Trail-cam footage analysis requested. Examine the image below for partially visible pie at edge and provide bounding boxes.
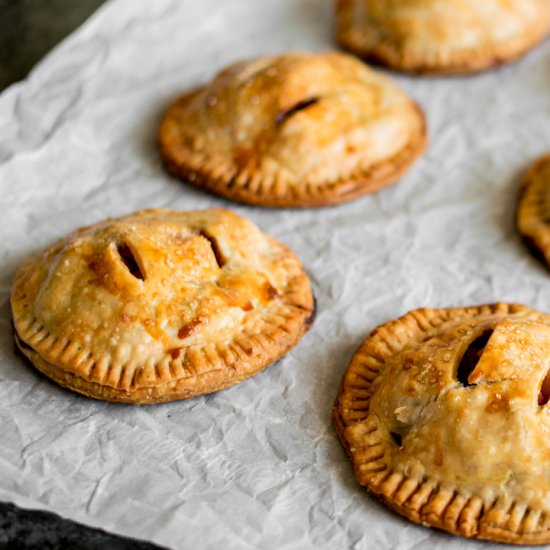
[11,208,315,404]
[336,0,550,74]
[334,303,550,544]
[517,153,550,270]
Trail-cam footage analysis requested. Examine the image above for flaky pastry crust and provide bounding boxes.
[334,303,550,544]
[158,52,426,208]
[336,0,550,75]
[11,209,314,404]
[517,154,550,270]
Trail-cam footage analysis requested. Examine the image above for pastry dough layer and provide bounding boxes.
[517,154,550,270]
[11,208,314,403]
[158,52,426,207]
[336,0,550,74]
[334,303,550,544]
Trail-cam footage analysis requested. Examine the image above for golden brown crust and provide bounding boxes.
[517,154,550,269]
[334,303,550,544]
[336,0,550,75]
[11,208,314,404]
[158,52,427,208]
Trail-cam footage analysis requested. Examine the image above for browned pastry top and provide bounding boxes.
[158,51,426,207]
[334,303,550,544]
[11,208,314,403]
[336,0,550,74]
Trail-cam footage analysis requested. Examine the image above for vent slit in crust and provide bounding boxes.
[116,243,145,281]
[275,97,319,125]
[390,432,402,448]
[456,330,493,387]
[539,370,550,406]
[198,231,226,268]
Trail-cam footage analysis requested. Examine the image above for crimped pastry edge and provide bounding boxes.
[333,302,550,544]
[11,213,315,404]
[335,5,550,76]
[517,153,550,270]
[14,301,314,404]
[158,92,427,208]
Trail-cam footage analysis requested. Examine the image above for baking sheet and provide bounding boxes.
[2,0,550,548]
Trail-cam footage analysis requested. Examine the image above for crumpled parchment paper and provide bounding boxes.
[1,1,550,548]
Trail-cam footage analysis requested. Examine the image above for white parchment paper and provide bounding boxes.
[2,1,550,548]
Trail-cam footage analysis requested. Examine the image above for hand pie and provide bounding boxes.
[158,52,426,208]
[334,303,550,544]
[11,209,314,404]
[336,0,550,74]
[517,154,550,270]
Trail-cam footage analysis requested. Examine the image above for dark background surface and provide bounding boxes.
[0,4,167,547]
[0,502,167,549]
[0,0,107,90]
